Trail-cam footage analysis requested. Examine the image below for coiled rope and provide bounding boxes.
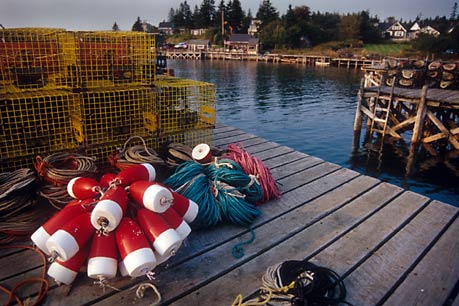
[232,260,352,306]
[0,169,41,244]
[108,136,165,170]
[225,143,281,204]
[34,152,98,209]
[164,158,263,228]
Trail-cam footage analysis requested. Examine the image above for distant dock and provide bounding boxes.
[165,50,381,68]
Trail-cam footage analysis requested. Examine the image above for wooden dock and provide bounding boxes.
[353,77,459,154]
[166,50,382,67]
[1,124,459,306]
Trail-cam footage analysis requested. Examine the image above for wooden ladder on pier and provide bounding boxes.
[370,77,396,139]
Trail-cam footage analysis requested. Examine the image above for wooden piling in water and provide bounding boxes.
[411,85,428,144]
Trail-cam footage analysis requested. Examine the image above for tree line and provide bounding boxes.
[130,0,459,54]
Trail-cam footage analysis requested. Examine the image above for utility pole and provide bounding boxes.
[221,10,224,36]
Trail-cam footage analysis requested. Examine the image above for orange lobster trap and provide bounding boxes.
[0,28,77,93]
[75,31,156,89]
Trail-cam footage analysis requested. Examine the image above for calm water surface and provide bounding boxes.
[169,60,459,206]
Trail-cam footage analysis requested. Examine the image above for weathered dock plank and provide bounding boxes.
[2,125,458,306]
[344,200,458,305]
[170,183,404,305]
[382,207,459,305]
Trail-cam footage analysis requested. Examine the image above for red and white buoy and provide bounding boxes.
[167,189,199,224]
[161,207,191,240]
[46,212,94,261]
[154,250,172,266]
[137,208,182,257]
[116,218,157,278]
[118,259,129,277]
[67,177,101,200]
[91,186,128,232]
[31,199,94,255]
[99,173,117,189]
[129,181,173,213]
[192,143,212,164]
[114,163,156,187]
[87,232,118,280]
[47,244,89,285]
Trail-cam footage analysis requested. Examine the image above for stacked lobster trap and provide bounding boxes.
[1,27,216,172]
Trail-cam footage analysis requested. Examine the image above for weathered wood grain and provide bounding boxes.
[213,133,258,147]
[258,150,310,169]
[382,206,459,306]
[269,156,323,181]
[276,162,340,191]
[0,248,44,281]
[170,183,404,305]
[344,200,458,305]
[252,145,296,162]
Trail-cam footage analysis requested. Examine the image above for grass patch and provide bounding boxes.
[364,43,410,56]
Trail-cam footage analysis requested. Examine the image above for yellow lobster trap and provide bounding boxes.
[153,76,216,135]
[71,86,156,146]
[75,31,156,89]
[0,90,78,159]
[157,128,214,148]
[0,28,77,93]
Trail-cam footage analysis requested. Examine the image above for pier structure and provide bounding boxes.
[1,124,458,306]
[166,49,381,67]
[353,59,459,162]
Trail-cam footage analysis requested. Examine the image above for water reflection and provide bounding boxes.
[169,60,458,205]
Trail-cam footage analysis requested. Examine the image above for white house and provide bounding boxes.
[384,21,408,40]
[248,19,261,37]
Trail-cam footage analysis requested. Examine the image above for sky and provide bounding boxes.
[0,0,455,31]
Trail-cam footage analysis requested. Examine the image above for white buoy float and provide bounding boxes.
[165,187,199,224]
[161,207,191,240]
[115,218,157,278]
[31,199,93,255]
[137,208,182,257]
[129,181,173,213]
[47,244,89,285]
[90,186,128,233]
[46,212,94,262]
[87,232,118,281]
[192,143,212,164]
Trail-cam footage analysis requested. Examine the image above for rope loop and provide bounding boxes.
[134,283,161,306]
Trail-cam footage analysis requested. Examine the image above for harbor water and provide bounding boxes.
[169,59,459,206]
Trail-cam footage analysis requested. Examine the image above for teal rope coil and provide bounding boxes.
[213,181,260,226]
[164,159,262,228]
[206,158,263,203]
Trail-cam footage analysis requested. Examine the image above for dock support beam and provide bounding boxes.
[411,85,428,144]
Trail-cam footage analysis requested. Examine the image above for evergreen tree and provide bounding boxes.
[339,13,361,44]
[242,8,252,33]
[181,1,193,28]
[228,0,244,32]
[132,17,143,31]
[284,5,295,29]
[168,8,176,23]
[112,22,120,31]
[451,2,458,20]
[192,5,201,28]
[256,0,279,27]
[359,11,381,43]
[198,0,216,28]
